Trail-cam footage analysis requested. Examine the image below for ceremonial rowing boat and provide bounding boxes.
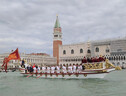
[19,59,118,79]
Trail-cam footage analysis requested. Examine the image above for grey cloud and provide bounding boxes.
[0,0,126,55]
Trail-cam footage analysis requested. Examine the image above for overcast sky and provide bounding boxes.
[0,0,126,55]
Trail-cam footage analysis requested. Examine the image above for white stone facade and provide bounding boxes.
[59,42,91,65]
[0,53,57,68]
[59,37,126,67]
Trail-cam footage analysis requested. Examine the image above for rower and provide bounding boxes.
[33,66,37,73]
[56,66,60,73]
[47,66,50,73]
[78,64,82,73]
[42,65,46,73]
[68,64,73,73]
[73,64,76,73]
[51,66,55,73]
[37,65,40,73]
[62,64,67,73]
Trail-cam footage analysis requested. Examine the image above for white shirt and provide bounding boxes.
[33,67,36,73]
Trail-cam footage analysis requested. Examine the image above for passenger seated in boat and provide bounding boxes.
[82,64,85,70]
[82,57,87,63]
[87,57,92,63]
[99,55,105,62]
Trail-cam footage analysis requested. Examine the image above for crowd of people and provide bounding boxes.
[21,62,85,74]
[82,56,105,63]
[20,56,105,74]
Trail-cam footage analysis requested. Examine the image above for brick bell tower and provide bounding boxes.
[53,15,62,65]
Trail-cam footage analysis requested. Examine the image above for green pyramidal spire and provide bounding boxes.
[54,15,60,28]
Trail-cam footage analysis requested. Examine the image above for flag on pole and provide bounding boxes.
[2,48,20,72]
[7,48,20,61]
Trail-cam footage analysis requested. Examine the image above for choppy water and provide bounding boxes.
[0,70,126,96]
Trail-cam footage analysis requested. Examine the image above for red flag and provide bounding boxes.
[2,48,20,72]
[7,48,20,61]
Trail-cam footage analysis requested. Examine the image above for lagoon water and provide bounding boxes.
[0,70,126,96]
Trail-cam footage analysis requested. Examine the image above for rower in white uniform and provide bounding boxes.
[68,64,73,73]
[51,66,55,73]
[62,64,67,73]
[73,64,76,73]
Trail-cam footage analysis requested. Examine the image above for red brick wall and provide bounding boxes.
[53,40,62,65]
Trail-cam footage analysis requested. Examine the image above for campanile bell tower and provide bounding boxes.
[53,15,62,65]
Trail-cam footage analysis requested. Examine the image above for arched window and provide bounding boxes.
[80,49,83,53]
[116,57,118,60]
[63,50,66,55]
[87,49,91,53]
[111,57,113,60]
[106,49,110,53]
[95,47,99,52]
[71,49,74,54]
[109,57,111,60]
[114,57,116,60]
[119,56,120,61]
[121,56,123,60]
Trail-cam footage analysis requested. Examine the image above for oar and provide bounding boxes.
[26,74,33,78]
[36,73,43,79]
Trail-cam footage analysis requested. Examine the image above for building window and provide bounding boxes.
[95,47,99,52]
[71,49,74,54]
[106,49,110,53]
[87,49,91,53]
[54,35,58,37]
[63,50,66,55]
[117,49,122,52]
[121,56,123,60]
[109,57,111,60]
[59,35,62,38]
[80,49,83,53]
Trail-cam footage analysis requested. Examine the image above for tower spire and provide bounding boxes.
[54,15,60,28]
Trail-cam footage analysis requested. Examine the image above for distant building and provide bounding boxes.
[54,16,126,67]
[0,52,57,68]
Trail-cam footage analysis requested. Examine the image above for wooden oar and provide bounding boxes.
[36,73,43,79]
[26,74,33,78]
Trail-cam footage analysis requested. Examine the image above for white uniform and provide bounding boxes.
[24,63,28,69]
[78,65,82,73]
[56,66,60,73]
[37,66,40,73]
[33,67,36,73]
[68,66,73,73]
[47,67,50,73]
[51,66,55,73]
[62,66,67,73]
[73,65,76,73]
[42,66,46,73]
